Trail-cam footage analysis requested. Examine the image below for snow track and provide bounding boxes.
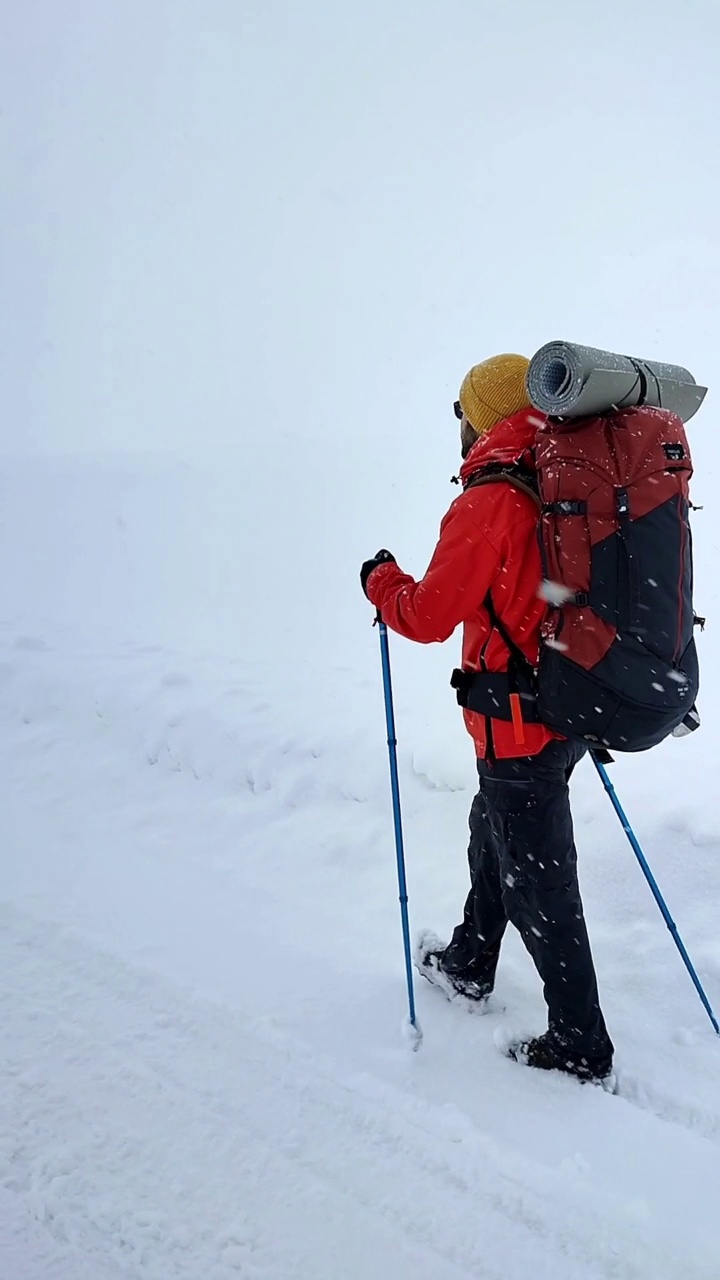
[1,636,720,1276]
[0,1184,126,1280]
[0,902,718,1280]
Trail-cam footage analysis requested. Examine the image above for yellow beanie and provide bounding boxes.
[459,353,531,438]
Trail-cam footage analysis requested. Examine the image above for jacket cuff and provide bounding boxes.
[366,559,402,607]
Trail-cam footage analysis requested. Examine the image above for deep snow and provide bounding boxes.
[2,596,720,1279]
[3,1,720,1277]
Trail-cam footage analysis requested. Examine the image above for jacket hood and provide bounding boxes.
[459,408,547,487]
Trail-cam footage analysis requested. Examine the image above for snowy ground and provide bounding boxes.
[1,583,720,1278]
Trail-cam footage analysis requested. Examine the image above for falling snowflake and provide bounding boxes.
[539,580,575,606]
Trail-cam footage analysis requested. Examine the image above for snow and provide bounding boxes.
[2,613,720,1278]
[3,1,720,1276]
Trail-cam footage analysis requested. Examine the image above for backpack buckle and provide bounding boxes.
[543,500,587,516]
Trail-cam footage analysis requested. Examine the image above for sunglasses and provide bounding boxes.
[454,400,463,420]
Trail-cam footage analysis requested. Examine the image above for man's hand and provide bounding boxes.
[360,549,396,598]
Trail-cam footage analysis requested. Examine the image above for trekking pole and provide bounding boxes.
[591,753,720,1035]
[375,612,423,1050]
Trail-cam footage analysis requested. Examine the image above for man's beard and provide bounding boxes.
[461,420,479,459]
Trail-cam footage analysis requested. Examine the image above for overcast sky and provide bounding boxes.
[3,0,719,462]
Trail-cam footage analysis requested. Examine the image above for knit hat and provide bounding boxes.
[458,354,531,438]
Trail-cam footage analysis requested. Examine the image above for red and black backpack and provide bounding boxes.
[453,406,701,751]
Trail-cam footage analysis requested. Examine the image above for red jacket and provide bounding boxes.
[366,409,559,760]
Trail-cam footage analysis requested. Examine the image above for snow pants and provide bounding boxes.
[443,739,613,1062]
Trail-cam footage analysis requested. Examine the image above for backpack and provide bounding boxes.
[452,406,701,752]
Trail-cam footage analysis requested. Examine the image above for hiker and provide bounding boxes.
[360,354,614,1082]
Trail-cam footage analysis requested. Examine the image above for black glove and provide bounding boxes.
[360,549,396,597]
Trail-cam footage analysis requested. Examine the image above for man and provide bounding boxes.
[360,354,614,1083]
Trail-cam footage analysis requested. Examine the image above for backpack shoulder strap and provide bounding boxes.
[463,466,542,511]
[484,590,536,675]
[463,464,542,674]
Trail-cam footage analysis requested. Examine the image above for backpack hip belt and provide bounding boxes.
[450,666,541,723]
[451,591,541,745]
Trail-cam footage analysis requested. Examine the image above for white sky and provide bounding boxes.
[3,0,719,461]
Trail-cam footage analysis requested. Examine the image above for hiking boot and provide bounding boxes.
[413,929,493,1006]
[507,1031,614,1086]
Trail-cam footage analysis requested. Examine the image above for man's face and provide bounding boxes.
[460,416,479,460]
[455,399,479,460]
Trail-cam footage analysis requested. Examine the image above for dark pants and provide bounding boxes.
[443,739,613,1061]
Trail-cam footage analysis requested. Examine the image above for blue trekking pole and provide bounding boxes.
[591,753,719,1035]
[376,613,423,1049]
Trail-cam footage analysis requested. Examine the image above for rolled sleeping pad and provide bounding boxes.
[527,340,707,423]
